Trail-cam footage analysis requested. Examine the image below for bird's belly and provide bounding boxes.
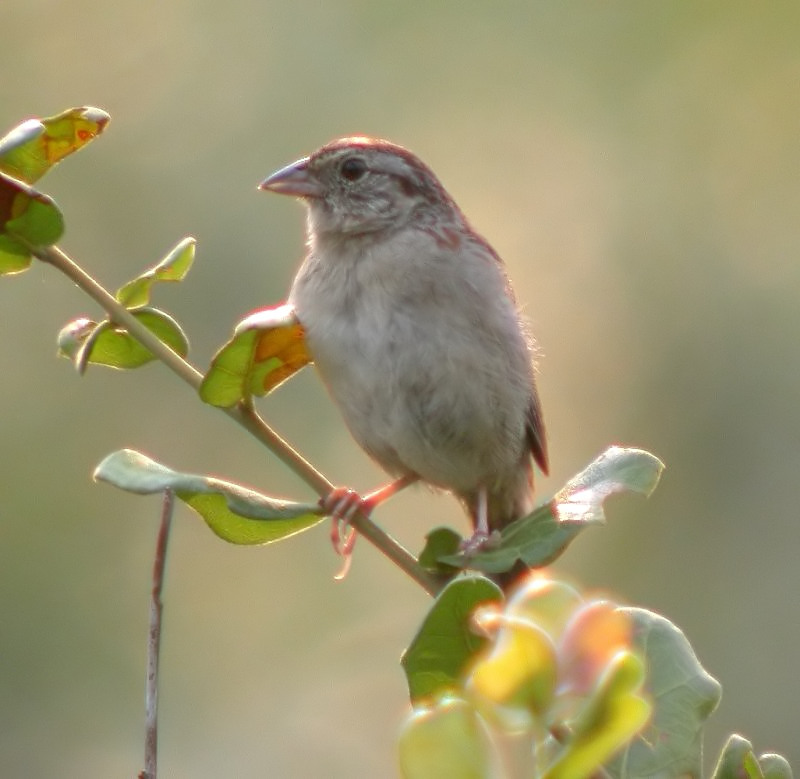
[304,308,528,493]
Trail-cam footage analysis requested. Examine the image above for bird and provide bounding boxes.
[259,137,548,561]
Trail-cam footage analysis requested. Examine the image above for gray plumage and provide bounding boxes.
[262,137,548,534]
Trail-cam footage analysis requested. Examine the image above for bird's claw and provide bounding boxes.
[459,529,502,556]
[320,487,372,579]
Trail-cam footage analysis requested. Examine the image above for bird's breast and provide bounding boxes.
[288,237,534,491]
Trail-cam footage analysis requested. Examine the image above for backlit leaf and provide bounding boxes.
[71,307,189,372]
[200,303,311,407]
[468,616,558,716]
[0,106,110,184]
[94,449,324,545]
[0,171,64,274]
[0,233,32,275]
[115,237,196,307]
[545,652,651,779]
[398,697,493,779]
[553,446,664,524]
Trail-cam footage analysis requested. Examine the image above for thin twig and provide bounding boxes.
[35,244,442,596]
[140,489,175,779]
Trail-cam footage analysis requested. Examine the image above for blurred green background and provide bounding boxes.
[2,1,799,776]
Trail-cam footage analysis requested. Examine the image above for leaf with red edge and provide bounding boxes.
[200,303,311,407]
[0,106,110,184]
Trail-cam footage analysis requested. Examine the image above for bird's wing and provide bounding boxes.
[527,392,549,475]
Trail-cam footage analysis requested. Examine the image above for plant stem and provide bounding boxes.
[140,490,174,779]
[35,244,442,596]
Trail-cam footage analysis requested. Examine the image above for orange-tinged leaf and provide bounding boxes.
[506,575,585,642]
[559,602,633,695]
[200,303,311,407]
[0,107,110,184]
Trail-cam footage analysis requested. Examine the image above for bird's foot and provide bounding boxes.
[320,487,367,580]
[459,529,502,556]
[320,475,418,580]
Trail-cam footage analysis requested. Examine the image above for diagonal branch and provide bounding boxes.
[35,244,442,596]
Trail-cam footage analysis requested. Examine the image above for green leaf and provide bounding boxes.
[0,106,110,184]
[0,233,32,275]
[0,171,64,275]
[604,607,722,779]
[402,576,503,702]
[553,446,664,523]
[711,735,793,779]
[398,696,493,779]
[438,447,665,574]
[115,237,196,307]
[438,504,593,574]
[71,307,189,372]
[200,303,311,407]
[418,527,462,575]
[94,449,324,545]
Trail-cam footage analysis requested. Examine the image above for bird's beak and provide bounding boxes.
[258,157,322,198]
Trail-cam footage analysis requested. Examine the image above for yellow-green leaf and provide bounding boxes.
[468,616,558,716]
[115,237,196,307]
[398,697,493,779]
[69,308,189,372]
[0,106,110,184]
[94,449,324,545]
[0,171,64,274]
[0,234,32,275]
[544,652,651,779]
[200,303,311,407]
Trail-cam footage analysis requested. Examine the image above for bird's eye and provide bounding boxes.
[340,157,368,182]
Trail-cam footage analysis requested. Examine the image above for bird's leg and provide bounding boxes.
[321,474,419,577]
[461,487,499,554]
[475,487,490,538]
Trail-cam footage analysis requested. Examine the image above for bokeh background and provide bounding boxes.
[2,2,799,776]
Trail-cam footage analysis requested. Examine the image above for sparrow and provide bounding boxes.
[260,137,548,557]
